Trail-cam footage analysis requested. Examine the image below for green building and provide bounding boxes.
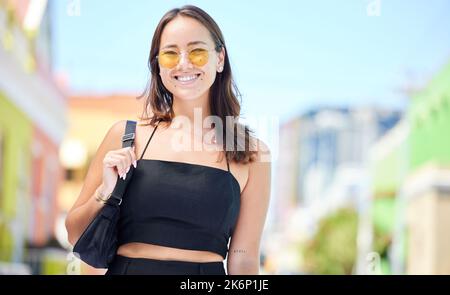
[369,61,450,274]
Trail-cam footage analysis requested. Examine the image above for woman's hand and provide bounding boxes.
[65,120,136,245]
[101,146,137,194]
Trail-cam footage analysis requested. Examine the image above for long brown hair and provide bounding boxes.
[138,5,257,164]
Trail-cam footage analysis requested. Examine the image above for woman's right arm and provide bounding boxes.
[65,120,137,246]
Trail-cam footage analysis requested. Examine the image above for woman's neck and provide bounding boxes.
[170,94,221,146]
[172,94,212,126]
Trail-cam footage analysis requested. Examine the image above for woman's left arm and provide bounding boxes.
[227,140,272,275]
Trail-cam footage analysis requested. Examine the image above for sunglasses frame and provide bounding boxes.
[155,47,220,69]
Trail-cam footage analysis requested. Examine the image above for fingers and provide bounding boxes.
[108,154,127,178]
[122,146,137,173]
[117,149,132,179]
[104,147,137,180]
[127,146,137,168]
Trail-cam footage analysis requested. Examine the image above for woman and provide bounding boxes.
[65,5,271,275]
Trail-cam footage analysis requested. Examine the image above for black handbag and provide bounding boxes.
[73,120,137,268]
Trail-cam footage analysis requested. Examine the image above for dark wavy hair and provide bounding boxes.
[138,5,257,164]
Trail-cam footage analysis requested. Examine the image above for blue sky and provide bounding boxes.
[51,0,450,122]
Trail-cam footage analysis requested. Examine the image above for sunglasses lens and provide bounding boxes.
[158,48,210,68]
[189,49,209,67]
[158,51,179,68]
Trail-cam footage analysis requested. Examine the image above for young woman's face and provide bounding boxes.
[158,16,225,101]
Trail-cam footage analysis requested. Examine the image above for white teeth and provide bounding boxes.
[175,74,199,82]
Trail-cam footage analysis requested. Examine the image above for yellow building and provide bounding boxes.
[0,1,67,274]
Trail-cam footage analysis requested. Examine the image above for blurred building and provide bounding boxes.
[365,120,409,274]
[269,107,401,273]
[271,117,301,230]
[404,61,450,275]
[0,1,67,274]
[285,107,400,224]
[297,108,401,208]
[369,61,450,274]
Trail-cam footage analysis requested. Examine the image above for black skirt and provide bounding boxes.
[105,255,226,275]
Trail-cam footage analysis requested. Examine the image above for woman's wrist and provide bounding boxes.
[99,182,114,195]
[95,184,113,203]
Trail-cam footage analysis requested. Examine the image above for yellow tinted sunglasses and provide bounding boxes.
[156,48,213,69]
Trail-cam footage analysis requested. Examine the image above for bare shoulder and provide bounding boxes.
[237,137,271,193]
[109,119,128,135]
[102,120,129,151]
[88,119,131,171]
[249,136,272,164]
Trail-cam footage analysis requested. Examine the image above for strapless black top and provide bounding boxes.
[117,124,241,259]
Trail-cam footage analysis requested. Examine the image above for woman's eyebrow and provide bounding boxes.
[161,41,208,50]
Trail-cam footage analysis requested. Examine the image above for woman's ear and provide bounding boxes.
[218,46,226,68]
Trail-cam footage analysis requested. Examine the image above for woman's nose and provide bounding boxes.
[176,52,194,70]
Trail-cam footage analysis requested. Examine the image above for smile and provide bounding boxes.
[174,73,201,85]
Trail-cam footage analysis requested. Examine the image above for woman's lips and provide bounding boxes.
[173,73,201,86]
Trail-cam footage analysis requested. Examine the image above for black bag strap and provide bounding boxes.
[121,120,137,148]
[106,120,137,206]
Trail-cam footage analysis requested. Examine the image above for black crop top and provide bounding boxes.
[117,123,241,259]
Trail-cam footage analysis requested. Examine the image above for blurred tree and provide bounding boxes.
[301,208,358,274]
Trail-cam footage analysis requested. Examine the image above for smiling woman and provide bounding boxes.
[65,5,271,275]
[139,6,248,153]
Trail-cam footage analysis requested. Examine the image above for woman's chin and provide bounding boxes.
[172,90,208,102]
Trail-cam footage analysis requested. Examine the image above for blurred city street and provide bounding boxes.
[1,0,450,275]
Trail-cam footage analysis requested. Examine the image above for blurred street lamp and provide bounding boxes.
[59,138,87,169]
